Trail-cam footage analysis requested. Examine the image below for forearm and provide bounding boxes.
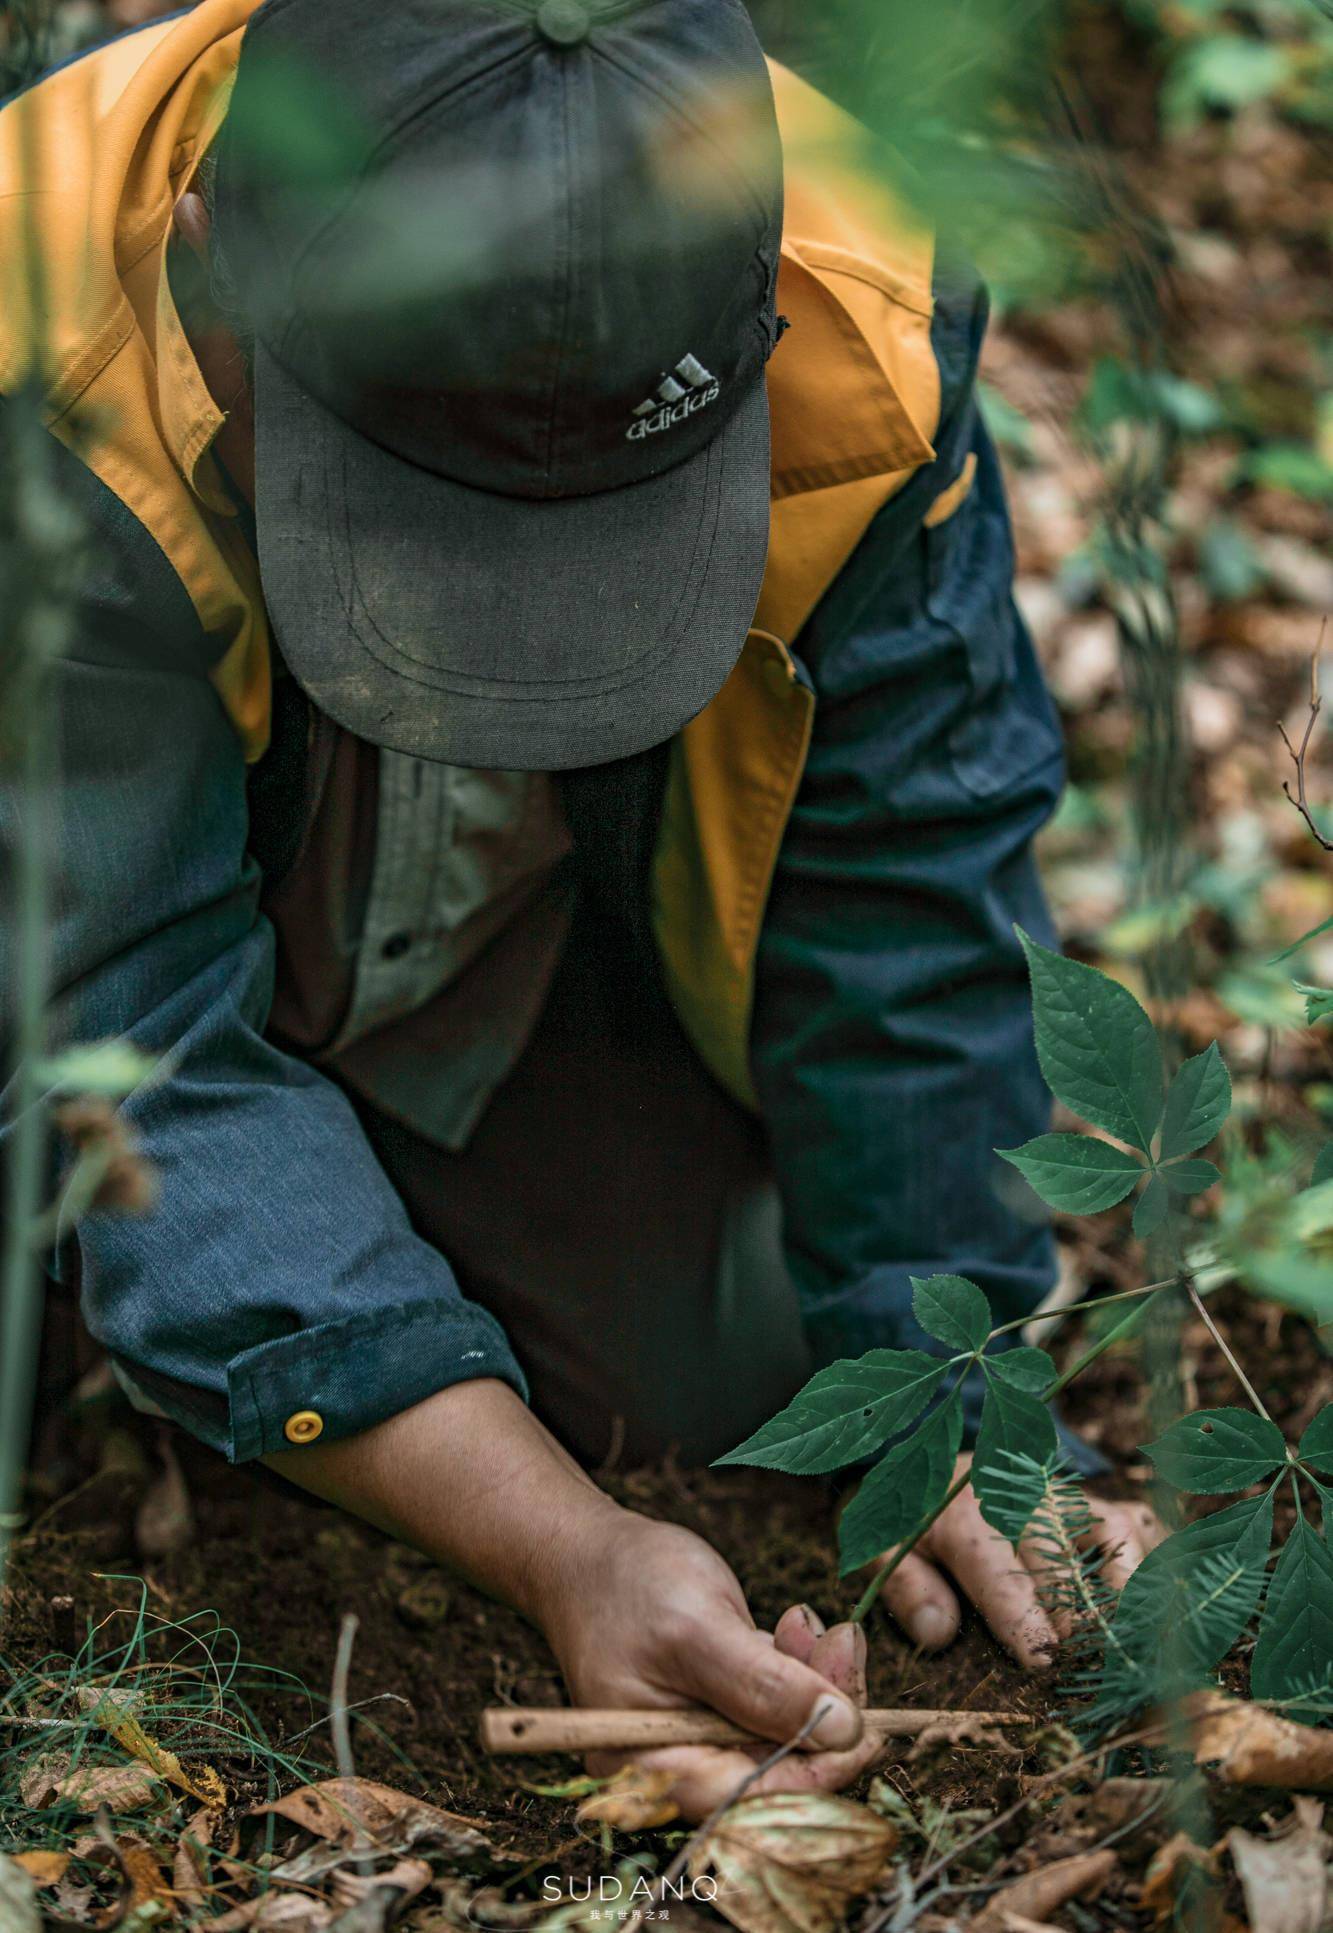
[265,1377,620,1626]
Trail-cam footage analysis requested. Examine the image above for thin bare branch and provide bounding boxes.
[1278,625,1332,851]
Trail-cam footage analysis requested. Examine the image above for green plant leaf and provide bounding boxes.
[1198,519,1265,601]
[1313,1143,1333,1189]
[973,1375,1059,1540]
[988,1346,1057,1394]
[1161,1159,1222,1196]
[1298,1406,1333,1478]
[1017,929,1164,1153]
[1132,1173,1170,1237]
[715,1351,950,1475]
[1160,1044,1232,1159]
[1143,1408,1287,1494]
[838,1392,964,1575]
[998,1134,1143,1213]
[1110,1488,1274,1675]
[1243,443,1333,504]
[1295,984,1333,1028]
[911,1275,991,1355]
[1251,1513,1333,1713]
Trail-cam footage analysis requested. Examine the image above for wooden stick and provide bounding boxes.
[479,1705,1028,1755]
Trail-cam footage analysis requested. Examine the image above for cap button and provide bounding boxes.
[284,1410,324,1445]
[537,0,590,46]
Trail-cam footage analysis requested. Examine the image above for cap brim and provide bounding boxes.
[251,345,771,770]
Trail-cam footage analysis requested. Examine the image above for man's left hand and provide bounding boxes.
[861,1453,1166,1670]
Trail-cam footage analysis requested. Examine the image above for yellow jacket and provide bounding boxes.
[0,0,960,1103]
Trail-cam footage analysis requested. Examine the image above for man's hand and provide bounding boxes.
[862,1452,1166,1670]
[541,1513,881,1819]
[270,1379,878,1821]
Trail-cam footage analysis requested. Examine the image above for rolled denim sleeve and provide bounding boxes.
[3,649,525,1462]
[751,271,1068,1431]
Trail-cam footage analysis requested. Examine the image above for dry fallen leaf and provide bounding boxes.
[1140,1833,1218,1926]
[1186,1693,1333,1791]
[77,1686,226,1809]
[1228,1797,1329,1933]
[255,1777,491,1860]
[46,1763,165,1815]
[688,1790,896,1933]
[211,1895,334,1931]
[576,1766,680,1832]
[974,1850,1117,1932]
[114,1837,173,1913]
[11,1849,71,1887]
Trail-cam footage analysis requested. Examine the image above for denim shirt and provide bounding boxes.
[0,262,1068,1462]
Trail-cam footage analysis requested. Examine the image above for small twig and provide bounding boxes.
[330,1612,372,1878]
[1185,1280,1274,1424]
[1278,629,1332,851]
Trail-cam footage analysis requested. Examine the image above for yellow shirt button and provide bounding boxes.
[283,1410,324,1445]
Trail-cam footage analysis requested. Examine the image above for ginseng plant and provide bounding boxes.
[719,928,1333,1724]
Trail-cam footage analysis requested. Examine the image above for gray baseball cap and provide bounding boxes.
[215,0,785,770]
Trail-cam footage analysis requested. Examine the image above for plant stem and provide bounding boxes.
[988,1275,1176,1341]
[1185,1278,1274,1424]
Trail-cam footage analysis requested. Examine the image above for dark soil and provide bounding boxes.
[4,1417,1041,1868]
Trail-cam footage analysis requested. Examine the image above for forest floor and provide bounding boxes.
[3,1,1333,1929]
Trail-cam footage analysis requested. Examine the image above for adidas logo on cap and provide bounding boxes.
[627,354,720,440]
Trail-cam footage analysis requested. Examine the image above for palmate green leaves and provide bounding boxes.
[999,1134,1142,1213]
[911,1274,990,1353]
[716,1350,949,1475]
[1017,928,1163,1154]
[1144,1407,1286,1493]
[1252,1513,1333,1714]
[839,1391,964,1574]
[1160,1044,1232,1159]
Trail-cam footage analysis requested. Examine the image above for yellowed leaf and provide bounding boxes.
[12,1850,71,1887]
[688,1791,896,1933]
[1186,1692,1333,1792]
[77,1686,226,1809]
[577,1766,680,1832]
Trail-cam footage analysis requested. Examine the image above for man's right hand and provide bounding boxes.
[540,1509,879,1818]
[268,1377,877,1821]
